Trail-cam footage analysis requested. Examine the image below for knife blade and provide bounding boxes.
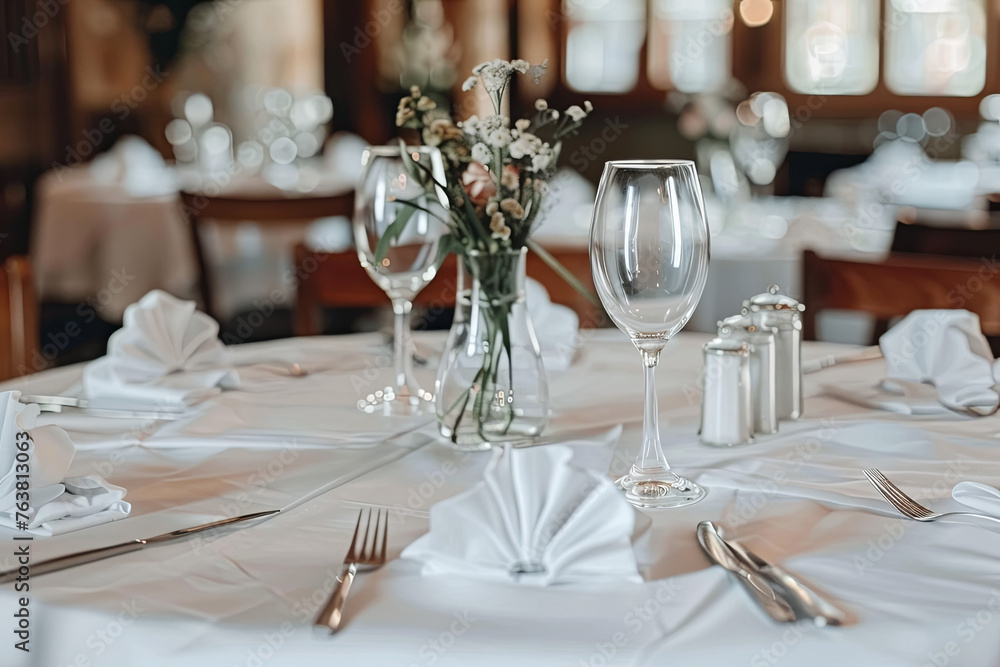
[696,521,796,623]
[20,394,186,419]
[0,510,278,583]
[725,538,847,627]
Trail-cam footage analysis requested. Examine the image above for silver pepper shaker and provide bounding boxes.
[745,285,805,421]
[718,315,778,436]
[700,338,754,447]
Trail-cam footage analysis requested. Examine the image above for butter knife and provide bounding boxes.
[696,521,796,623]
[0,510,278,583]
[725,539,847,627]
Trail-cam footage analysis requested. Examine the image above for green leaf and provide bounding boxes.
[373,203,417,264]
[434,233,460,267]
[525,238,602,308]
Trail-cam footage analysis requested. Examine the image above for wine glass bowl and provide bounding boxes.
[589,160,711,509]
[354,145,448,414]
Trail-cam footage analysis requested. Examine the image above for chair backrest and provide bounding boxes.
[293,245,604,336]
[890,221,1000,259]
[0,256,39,381]
[179,191,355,318]
[802,250,1000,340]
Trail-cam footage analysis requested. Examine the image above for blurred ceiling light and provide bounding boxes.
[922,107,953,137]
[184,94,214,128]
[979,94,1000,121]
[305,95,334,124]
[236,141,265,169]
[173,140,198,163]
[896,113,927,142]
[165,119,193,146]
[263,88,294,116]
[293,132,320,159]
[201,124,232,154]
[877,110,903,133]
[786,0,879,95]
[739,0,773,27]
[269,137,298,165]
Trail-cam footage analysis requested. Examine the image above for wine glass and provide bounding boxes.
[589,160,711,509]
[354,145,448,414]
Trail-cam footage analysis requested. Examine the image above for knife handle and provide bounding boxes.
[0,539,145,584]
[314,563,356,634]
[764,566,847,626]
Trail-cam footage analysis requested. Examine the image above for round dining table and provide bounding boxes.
[2,329,999,666]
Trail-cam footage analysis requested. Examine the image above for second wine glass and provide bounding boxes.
[590,160,711,509]
[354,145,449,414]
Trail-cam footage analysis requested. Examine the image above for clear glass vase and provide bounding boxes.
[435,247,549,451]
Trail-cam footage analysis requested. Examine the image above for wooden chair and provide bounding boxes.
[293,244,604,336]
[802,250,1000,341]
[890,221,1000,259]
[180,191,355,319]
[0,256,40,381]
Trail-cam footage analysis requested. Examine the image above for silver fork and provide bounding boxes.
[314,508,389,634]
[863,468,1000,525]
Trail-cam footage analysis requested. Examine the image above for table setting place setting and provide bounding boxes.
[5,59,1000,667]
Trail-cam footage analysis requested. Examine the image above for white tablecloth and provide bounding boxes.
[2,330,1000,666]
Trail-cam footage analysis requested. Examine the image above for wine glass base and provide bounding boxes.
[616,472,706,510]
[357,386,434,416]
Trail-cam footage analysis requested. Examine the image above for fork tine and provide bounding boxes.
[380,509,388,563]
[864,469,911,515]
[345,510,363,560]
[360,508,373,560]
[869,469,932,516]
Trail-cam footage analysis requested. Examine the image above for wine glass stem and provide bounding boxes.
[637,347,671,474]
[392,298,417,395]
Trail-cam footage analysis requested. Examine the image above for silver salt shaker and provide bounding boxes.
[700,338,753,447]
[718,315,778,436]
[745,285,805,421]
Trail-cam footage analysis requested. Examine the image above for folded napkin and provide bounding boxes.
[953,481,1000,516]
[84,290,239,409]
[879,310,1000,415]
[89,135,178,197]
[525,278,580,371]
[401,444,642,586]
[0,392,130,536]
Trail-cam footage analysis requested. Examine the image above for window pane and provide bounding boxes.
[648,0,732,93]
[785,0,879,95]
[885,0,985,96]
[564,0,645,93]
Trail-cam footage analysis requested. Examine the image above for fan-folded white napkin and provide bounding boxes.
[401,444,642,586]
[526,278,580,371]
[953,481,1000,516]
[0,392,130,536]
[879,310,1000,415]
[84,290,239,409]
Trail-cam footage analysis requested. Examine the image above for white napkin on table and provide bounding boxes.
[953,482,1000,516]
[526,278,580,371]
[879,310,1000,415]
[0,392,130,536]
[401,444,642,586]
[89,135,178,197]
[84,290,239,409]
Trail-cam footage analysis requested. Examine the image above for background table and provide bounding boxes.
[2,330,1000,666]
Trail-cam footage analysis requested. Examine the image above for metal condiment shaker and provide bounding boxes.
[700,338,754,447]
[718,315,778,436]
[745,285,805,420]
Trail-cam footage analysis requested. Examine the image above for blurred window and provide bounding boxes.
[784,0,880,95]
[647,0,732,93]
[884,0,986,96]
[563,0,646,93]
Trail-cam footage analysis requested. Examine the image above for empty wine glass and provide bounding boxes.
[590,160,711,509]
[354,145,448,414]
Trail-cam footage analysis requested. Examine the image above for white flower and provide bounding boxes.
[500,198,525,219]
[501,166,519,189]
[565,105,586,122]
[490,212,506,233]
[530,145,554,172]
[473,59,515,93]
[534,99,548,111]
[395,107,415,126]
[471,142,492,164]
[509,132,542,160]
[486,200,499,216]
[461,76,478,92]
[481,114,512,148]
[527,60,549,84]
[459,114,480,136]
[549,109,559,120]
[492,226,511,241]
[416,96,436,111]
[584,100,593,113]
[515,118,531,132]
[511,59,530,74]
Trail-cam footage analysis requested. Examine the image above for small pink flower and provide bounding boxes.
[461,162,496,207]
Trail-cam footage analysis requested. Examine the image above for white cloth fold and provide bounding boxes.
[879,310,1000,415]
[0,392,130,536]
[89,135,178,197]
[952,481,1000,517]
[84,290,239,409]
[401,444,641,586]
[525,278,579,371]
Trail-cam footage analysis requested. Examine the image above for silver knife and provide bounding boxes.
[20,395,185,420]
[696,521,796,623]
[0,510,278,583]
[725,539,847,627]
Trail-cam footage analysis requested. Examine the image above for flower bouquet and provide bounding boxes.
[380,58,596,448]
